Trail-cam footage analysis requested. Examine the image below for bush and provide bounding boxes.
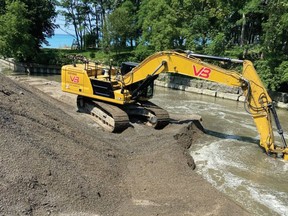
[275,61,288,92]
[254,60,281,91]
[275,61,288,83]
[33,49,72,65]
[90,52,96,59]
[204,33,226,56]
[130,44,154,62]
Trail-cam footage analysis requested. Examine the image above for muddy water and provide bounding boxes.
[151,87,288,216]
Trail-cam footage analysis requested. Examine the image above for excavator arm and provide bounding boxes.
[61,50,287,160]
[121,51,288,160]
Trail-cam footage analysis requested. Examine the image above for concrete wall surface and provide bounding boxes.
[0,58,61,74]
[156,73,288,109]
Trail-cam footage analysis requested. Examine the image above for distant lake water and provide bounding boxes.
[42,34,75,49]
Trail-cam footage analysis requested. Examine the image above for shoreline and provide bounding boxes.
[0,73,251,215]
[1,58,287,109]
[155,74,288,109]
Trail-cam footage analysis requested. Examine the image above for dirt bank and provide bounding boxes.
[0,73,250,215]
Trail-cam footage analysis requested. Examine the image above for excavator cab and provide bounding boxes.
[121,62,138,75]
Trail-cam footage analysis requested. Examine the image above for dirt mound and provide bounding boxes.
[0,74,126,215]
[0,73,250,215]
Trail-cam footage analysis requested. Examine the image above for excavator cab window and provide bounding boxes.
[137,81,154,99]
[129,72,159,100]
[121,62,139,75]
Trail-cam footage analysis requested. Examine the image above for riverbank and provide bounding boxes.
[155,73,288,109]
[1,57,288,109]
[0,72,250,215]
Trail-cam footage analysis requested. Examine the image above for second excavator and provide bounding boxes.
[61,50,288,160]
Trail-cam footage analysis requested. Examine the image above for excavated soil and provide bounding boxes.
[0,73,250,215]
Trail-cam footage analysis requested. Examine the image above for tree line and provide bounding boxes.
[0,0,288,91]
[0,0,57,61]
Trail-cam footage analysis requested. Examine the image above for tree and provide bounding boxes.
[58,0,117,50]
[0,0,6,14]
[0,0,57,61]
[107,0,136,49]
[138,0,177,51]
[58,0,87,49]
[22,0,57,49]
[0,1,35,61]
[262,0,288,57]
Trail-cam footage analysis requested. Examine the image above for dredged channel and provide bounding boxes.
[151,86,288,216]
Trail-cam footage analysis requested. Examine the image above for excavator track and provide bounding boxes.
[77,96,130,132]
[78,96,169,132]
[139,101,170,129]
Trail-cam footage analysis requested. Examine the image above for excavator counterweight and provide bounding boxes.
[61,51,288,160]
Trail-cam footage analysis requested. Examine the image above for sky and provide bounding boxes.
[54,14,75,35]
[54,6,75,35]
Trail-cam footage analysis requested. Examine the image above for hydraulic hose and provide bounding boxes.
[269,103,287,148]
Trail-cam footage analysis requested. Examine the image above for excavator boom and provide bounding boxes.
[61,50,288,160]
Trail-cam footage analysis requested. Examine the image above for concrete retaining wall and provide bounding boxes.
[0,58,61,74]
[0,58,26,72]
[156,73,288,109]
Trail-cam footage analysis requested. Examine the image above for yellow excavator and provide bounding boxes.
[61,50,288,160]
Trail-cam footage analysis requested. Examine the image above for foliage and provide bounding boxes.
[254,60,277,90]
[37,48,135,67]
[34,49,72,65]
[0,1,35,61]
[54,0,288,91]
[275,61,288,83]
[204,33,226,55]
[21,0,57,48]
[138,0,178,51]
[131,44,154,62]
[1,0,288,91]
[0,0,57,61]
[262,1,288,57]
[57,0,87,50]
[107,0,136,49]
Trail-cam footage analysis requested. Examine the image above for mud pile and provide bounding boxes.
[0,74,128,215]
[0,73,249,215]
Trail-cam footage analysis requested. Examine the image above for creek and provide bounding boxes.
[152,87,288,216]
